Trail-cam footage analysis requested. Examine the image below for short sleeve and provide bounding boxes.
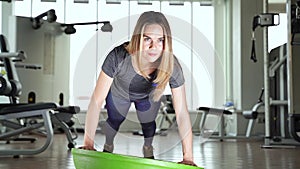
[102,44,128,78]
[169,56,185,88]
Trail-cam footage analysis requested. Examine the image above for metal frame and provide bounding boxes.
[0,108,53,156]
[262,0,300,147]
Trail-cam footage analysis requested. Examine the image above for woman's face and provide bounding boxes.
[142,24,164,64]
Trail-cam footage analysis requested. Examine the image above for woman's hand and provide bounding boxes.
[78,145,97,151]
[178,160,198,167]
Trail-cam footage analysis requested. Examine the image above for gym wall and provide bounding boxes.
[8,16,71,104]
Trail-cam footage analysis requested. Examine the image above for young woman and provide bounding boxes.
[80,11,196,166]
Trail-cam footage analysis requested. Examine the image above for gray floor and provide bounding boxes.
[1,130,300,169]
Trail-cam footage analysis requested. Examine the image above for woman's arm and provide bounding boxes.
[82,71,113,150]
[171,84,195,165]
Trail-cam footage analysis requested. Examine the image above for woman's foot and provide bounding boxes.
[143,145,154,159]
[103,144,114,153]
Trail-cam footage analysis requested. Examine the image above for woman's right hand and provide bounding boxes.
[78,145,97,151]
[178,160,198,167]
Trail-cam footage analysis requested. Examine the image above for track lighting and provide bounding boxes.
[29,9,112,35]
[64,25,76,35]
[61,21,113,35]
[100,22,113,32]
[31,9,57,29]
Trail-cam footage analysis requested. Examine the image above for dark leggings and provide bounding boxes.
[104,91,161,146]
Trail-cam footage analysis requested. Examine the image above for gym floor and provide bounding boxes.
[1,131,300,169]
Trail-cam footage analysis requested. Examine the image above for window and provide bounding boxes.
[12,0,215,110]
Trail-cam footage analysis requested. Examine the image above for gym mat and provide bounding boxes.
[72,148,203,169]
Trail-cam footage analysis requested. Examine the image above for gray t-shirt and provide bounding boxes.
[102,42,185,100]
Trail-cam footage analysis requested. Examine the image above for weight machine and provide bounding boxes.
[0,34,79,157]
[256,0,300,147]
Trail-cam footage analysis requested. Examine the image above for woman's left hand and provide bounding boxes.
[178,160,198,167]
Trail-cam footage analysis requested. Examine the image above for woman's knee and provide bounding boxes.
[106,115,126,130]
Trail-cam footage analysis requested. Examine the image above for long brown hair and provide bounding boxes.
[126,11,174,101]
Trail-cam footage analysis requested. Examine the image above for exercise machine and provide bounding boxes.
[196,107,232,141]
[242,88,264,137]
[156,95,177,136]
[254,0,300,147]
[0,34,79,157]
[287,0,300,145]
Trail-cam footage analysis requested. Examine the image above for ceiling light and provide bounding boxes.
[61,21,113,35]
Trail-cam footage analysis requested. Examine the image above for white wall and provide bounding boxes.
[232,0,264,110]
[8,16,71,104]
